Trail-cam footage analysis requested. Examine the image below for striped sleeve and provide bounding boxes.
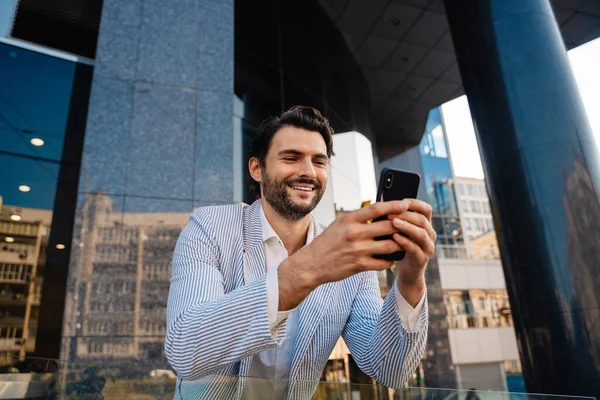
[342,271,428,389]
[164,208,278,381]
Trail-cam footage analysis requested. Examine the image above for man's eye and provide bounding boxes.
[315,161,327,166]
[283,157,296,161]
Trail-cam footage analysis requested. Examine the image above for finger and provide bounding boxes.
[393,233,429,265]
[352,200,409,223]
[395,211,436,241]
[359,219,398,239]
[392,219,435,256]
[404,199,433,221]
[361,238,402,256]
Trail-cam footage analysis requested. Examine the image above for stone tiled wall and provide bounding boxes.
[61,0,234,365]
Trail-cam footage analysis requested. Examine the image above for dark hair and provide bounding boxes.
[248,105,335,199]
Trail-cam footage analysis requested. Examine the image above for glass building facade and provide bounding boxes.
[418,108,464,256]
[0,38,93,364]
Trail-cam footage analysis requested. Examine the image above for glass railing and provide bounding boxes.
[0,357,594,400]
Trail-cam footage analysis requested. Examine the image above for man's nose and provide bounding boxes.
[298,158,316,178]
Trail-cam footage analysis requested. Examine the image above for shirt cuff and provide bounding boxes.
[266,266,296,337]
[394,284,426,332]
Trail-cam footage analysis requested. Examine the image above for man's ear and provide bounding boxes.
[248,157,263,184]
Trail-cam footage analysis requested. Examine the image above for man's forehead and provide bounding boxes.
[270,126,327,152]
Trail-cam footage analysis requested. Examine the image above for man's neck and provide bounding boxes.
[261,199,311,255]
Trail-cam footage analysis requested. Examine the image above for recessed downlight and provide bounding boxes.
[31,138,44,147]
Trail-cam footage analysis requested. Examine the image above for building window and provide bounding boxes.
[461,200,469,213]
[88,342,104,353]
[504,360,522,374]
[444,291,473,329]
[467,184,473,196]
[470,201,478,214]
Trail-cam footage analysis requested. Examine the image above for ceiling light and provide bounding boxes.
[10,215,21,221]
[18,185,30,192]
[30,138,44,147]
[56,244,66,250]
[5,237,14,243]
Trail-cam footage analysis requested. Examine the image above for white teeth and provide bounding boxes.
[292,186,313,192]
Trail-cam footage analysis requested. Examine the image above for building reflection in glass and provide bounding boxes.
[61,193,189,364]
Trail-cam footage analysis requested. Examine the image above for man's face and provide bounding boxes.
[256,126,329,221]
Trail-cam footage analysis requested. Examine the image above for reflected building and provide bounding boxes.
[61,193,189,365]
[563,156,600,379]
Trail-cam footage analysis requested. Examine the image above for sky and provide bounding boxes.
[442,38,600,180]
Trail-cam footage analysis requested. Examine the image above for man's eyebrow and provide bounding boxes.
[277,149,303,156]
[277,149,329,159]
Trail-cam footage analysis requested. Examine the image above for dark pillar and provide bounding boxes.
[444,0,600,397]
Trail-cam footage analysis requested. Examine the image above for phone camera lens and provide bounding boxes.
[384,172,393,189]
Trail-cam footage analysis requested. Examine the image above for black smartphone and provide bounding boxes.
[373,168,421,261]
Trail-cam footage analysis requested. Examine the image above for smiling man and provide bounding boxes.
[165,106,436,399]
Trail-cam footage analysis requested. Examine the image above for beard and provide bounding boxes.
[261,171,325,221]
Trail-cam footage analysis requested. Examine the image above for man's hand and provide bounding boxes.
[278,200,412,311]
[389,199,437,307]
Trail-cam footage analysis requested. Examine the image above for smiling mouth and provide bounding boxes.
[290,186,315,192]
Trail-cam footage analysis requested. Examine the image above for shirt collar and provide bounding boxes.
[260,204,315,245]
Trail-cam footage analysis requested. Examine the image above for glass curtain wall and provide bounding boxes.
[0,41,93,364]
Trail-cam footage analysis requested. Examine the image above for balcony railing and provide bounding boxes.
[437,244,501,260]
[437,244,469,259]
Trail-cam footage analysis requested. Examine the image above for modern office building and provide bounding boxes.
[1,0,600,397]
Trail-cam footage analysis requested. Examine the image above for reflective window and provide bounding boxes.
[419,108,463,248]
[0,42,92,363]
